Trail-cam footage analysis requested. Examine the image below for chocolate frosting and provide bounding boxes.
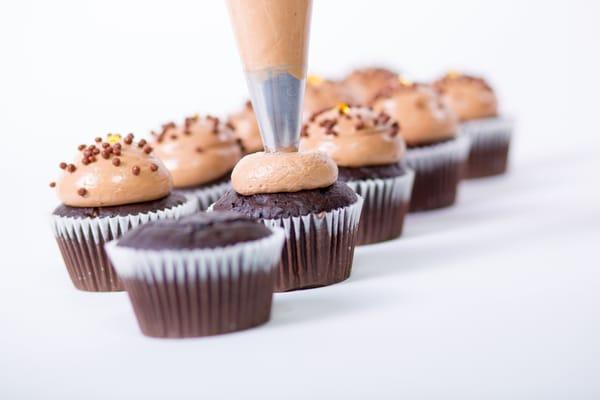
[342,67,398,105]
[152,116,242,188]
[303,76,356,121]
[56,134,172,207]
[227,102,263,153]
[434,72,499,121]
[300,104,404,167]
[373,82,458,146]
[231,151,338,195]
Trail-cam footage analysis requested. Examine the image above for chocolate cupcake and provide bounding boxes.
[434,72,513,178]
[373,80,469,211]
[302,75,356,121]
[342,67,398,105]
[227,101,264,154]
[50,133,198,292]
[212,151,363,292]
[105,212,285,338]
[152,115,242,210]
[300,104,414,245]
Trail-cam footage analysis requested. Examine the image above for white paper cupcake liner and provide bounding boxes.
[50,196,198,291]
[405,135,470,211]
[176,180,231,211]
[345,169,414,245]
[104,227,285,338]
[459,116,514,147]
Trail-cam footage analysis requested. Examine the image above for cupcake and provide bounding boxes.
[373,80,469,211]
[50,133,198,292]
[342,67,398,105]
[300,104,414,245]
[151,115,242,210]
[434,72,513,178]
[212,151,363,292]
[303,75,356,121]
[105,212,285,338]
[227,101,264,154]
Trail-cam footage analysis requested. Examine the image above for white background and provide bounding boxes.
[2,0,600,399]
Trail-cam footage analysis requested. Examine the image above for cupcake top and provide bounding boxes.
[117,212,272,250]
[52,133,172,208]
[372,80,458,146]
[342,67,398,105]
[433,72,498,121]
[151,115,242,188]
[227,101,263,154]
[300,103,404,167]
[303,75,356,121]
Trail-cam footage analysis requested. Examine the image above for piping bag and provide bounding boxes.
[226,0,313,152]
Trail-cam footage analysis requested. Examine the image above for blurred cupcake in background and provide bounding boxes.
[303,75,356,120]
[301,103,414,245]
[50,133,197,292]
[434,72,513,178]
[342,67,398,105]
[227,101,264,154]
[105,212,285,338]
[373,79,469,211]
[152,115,242,210]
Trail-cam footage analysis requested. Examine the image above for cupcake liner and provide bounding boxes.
[176,181,231,211]
[51,197,198,292]
[406,135,470,212]
[345,169,414,245]
[105,227,285,338]
[459,116,514,178]
[261,196,364,292]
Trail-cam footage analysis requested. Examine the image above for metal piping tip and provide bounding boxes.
[245,67,305,152]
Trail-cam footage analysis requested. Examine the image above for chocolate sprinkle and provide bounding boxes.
[59,162,67,170]
[49,182,56,188]
[112,158,121,166]
[67,164,76,173]
[132,165,141,175]
[150,163,158,172]
[78,188,87,197]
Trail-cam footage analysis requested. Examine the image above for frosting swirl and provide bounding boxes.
[56,133,172,207]
[300,104,405,167]
[303,76,356,121]
[372,81,458,146]
[342,67,398,105]
[227,102,263,154]
[152,115,242,188]
[433,72,498,121]
[231,151,338,195]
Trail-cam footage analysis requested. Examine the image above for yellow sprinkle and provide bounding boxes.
[447,70,461,79]
[106,133,122,144]
[307,74,325,86]
[397,75,413,86]
[337,103,351,115]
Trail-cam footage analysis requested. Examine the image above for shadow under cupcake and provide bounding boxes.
[50,133,197,292]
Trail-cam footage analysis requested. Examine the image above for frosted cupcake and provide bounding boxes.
[303,75,356,121]
[105,212,285,338]
[50,133,197,292]
[152,115,242,210]
[342,67,398,105]
[373,81,469,211]
[434,72,513,178]
[213,151,363,292]
[227,101,263,154]
[301,104,413,245]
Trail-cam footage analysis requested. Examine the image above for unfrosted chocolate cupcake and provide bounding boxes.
[302,75,357,121]
[434,72,513,178]
[213,151,363,292]
[373,80,469,211]
[342,67,398,105]
[50,133,197,292]
[105,212,285,338]
[300,104,414,245]
[227,101,264,154]
[151,115,242,209]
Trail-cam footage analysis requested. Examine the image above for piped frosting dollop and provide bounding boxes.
[300,104,405,167]
[372,80,458,146]
[433,72,498,121]
[152,115,242,188]
[342,67,398,105]
[55,133,172,207]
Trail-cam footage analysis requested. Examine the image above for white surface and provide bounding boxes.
[2,0,600,399]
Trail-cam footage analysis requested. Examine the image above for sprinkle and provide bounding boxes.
[390,122,400,137]
[337,103,351,115]
[107,133,122,144]
[355,121,366,130]
[143,145,153,154]
[132,165,140,175]
[124,134,133,145]
[137,139,147,148]
[78,188,87,197]
[92,148,100,155]
[112,158,121,166]
[95,137,102,143]
[89,155,97,162]
[113,148,122,156]
[398,75,413,86]
[59,162,67,170]
[78,144,86,151]
[101,150,110,159]
[49,182,56,188]
[101,142,110,148]
[82,158,90,165]
[171,134,178,140]
[150,163,158,172]
[67,164,76,173]
[307,74,325,86]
